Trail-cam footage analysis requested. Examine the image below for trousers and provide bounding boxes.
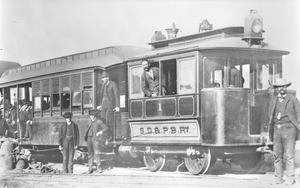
[273,123,297,182]
[87,137,102,172]
[62,136,75,174]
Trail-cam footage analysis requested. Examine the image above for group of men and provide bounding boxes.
[58,71,120,174]
[1,59,299,185]
[0,99,32,140]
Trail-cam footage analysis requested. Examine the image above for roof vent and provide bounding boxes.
[198,19,213,33]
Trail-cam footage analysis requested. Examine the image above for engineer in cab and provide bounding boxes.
[141,59,166,97]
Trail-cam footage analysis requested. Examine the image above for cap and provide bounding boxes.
[63,112,72,118]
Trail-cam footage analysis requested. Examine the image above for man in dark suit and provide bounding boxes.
[268,78,300,185]
[141,59,166,97]
[84,109,108,173]
[58,112,79,174]
[97,71,120,140]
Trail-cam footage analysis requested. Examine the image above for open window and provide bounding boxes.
[71,74,82,115]
[203,57,226,88]
[82,73,93,115]
[256,60,278,90]
[41,79,50,116]
[51,78,60,116]
[162,59,177,95]
[61,76,70,114]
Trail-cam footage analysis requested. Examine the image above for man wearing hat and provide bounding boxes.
[268,78,300,185]
[19,99,32,140]
[97,71,120,140]
[58,112,79,174]
[84,109,108,173]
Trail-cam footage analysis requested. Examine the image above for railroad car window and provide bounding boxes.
[82,73,93,114]
[129,65,144,98]
[162,59,177,95]
[71,74,82,115]
[83,73,92,89]
[60,76,71,114]
[41,79,50,116]
[203,58,225,88]
[9,87,17,107]
[177,58,196,94]
[256,61,275,90]
[83,90,92,114]
[228,58,249,88]
[51,78,60,116]
[32,81,41,117]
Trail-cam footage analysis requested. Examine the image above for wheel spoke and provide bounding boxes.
[184,148,212,175]
[143,154,166,172]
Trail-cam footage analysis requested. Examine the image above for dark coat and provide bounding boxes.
[84,119,108,142]
[58,121,80,147]
[100,80,120,110]
[268,94,300,141]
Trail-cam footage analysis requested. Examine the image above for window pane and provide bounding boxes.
[41,79,50,95]
[83,73,92,89]
[72,92,81,115]
[242,64,250,88]
[178,58,196,94]
[257,61,275,90]
[32,81,41,96]
[42,95,50,116]
[52,93,60,116]
[51,78,59,93]
[61,76,70,92]
[61,93,70,113]
[34,96,41,117]
[203,57,225,88]
[83,90,92,108]
[72,74,81,92]
[130,65,143,98]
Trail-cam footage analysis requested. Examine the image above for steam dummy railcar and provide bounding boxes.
[0,10,291,175]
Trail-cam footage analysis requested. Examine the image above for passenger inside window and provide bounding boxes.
[141,60,166,97]
[229,58,244,88]
[203,58,225,88]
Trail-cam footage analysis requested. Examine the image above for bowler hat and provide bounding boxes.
[63,112,72,118]
[101,71,110,78]
[272,78,292,88]
[89,109,98,115]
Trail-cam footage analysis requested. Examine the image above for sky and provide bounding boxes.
[0,0,299,97]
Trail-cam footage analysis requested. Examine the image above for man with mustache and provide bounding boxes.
[141,59,166,97]
[268,78,300,185]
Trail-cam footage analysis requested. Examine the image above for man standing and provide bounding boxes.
[268,78,300,185]
[97,71,120,140]
[19,100,32,140]
[84,109,108,173]
[141,59,166,97]
[58,112,79,174]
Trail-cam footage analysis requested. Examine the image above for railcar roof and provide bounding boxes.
[129,27,289,60]
[0,45,148,84]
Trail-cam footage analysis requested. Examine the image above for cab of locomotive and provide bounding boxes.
[127,10,289,148]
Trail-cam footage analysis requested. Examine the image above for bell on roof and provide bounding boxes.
[165,23,179,39]
[151,31,167,42]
